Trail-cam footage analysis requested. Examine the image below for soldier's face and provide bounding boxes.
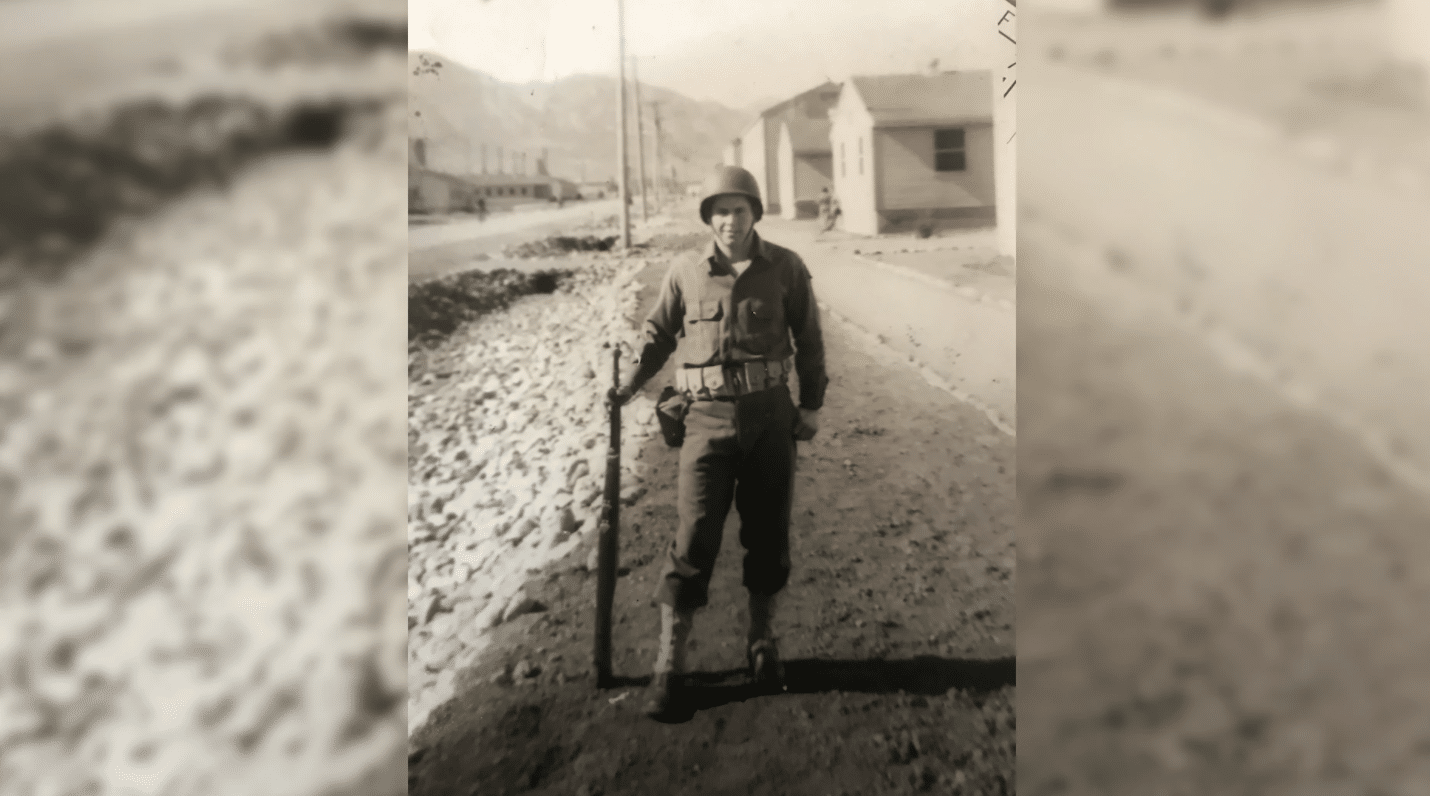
[708,194,754,247]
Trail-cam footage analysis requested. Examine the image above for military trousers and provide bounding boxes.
[654,384,798,613]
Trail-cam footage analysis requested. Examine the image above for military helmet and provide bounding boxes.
[699,165,763,224]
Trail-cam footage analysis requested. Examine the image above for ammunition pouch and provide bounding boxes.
[656,386,691,447]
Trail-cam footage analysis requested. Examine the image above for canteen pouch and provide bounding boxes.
[656,385,691,447]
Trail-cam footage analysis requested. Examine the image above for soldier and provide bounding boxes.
[609,165,828,717]
[818,187,840,232]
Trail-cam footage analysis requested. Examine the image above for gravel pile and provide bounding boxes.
[0,94,390,277]
[406,255,662,735]
[502,235,619,259]
[0,109,408,796]
[407,268,567,345]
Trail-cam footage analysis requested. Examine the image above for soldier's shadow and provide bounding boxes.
[640,655,1016,724]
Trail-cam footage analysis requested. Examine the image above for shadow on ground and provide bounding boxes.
[641,655,1016,724]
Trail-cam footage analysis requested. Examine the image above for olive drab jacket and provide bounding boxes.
[626,231,829,411]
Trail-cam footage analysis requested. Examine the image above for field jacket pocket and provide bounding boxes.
[737,296,783,354]
[687,298,723,354]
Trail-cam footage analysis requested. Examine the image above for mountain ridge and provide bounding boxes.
[409,51,750,184]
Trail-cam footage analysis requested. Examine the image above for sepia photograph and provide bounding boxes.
[6,0,1428,792]
[0,1,408,795]
[1017,0,1430,794]
[405,0,1017,793]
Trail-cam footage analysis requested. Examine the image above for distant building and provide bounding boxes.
[776,114,834,220]
[736,81,842,217]
[410,165,466,214]
[577,182,612,200]
[722,139,742,169]
[410,167,578,214]
[828,72,995,236]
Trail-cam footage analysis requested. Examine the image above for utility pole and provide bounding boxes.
[650,101,664,211]
[632,56,649,222]
[616,0,631,249]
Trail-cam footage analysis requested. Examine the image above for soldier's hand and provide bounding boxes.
[607,385,635,408]
[793,408,819,441]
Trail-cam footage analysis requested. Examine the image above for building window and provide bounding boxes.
[934,128,966,172]
[521,187,528,195]
[858,137,863,175]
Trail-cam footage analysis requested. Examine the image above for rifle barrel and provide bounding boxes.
[594,348,621,687]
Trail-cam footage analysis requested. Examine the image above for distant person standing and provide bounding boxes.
[608,165,828,718]
[476,198,487,221]
[819,188,840,232]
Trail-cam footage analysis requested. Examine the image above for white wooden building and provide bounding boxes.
[734,81,841,217]
[828,72,996,236]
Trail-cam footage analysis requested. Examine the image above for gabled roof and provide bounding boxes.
[742,80,842,146]
[847,72,993,126]
[783,117,832,155]
[758,80,841,120]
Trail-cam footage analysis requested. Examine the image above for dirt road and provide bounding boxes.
[760,218,1015,433]
[406,223,1015,795]
[1017,7,1430,793]
[1018,220,1430,796]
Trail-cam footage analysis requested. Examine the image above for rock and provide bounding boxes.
[475,600,505,630]
[420,636,463,674]
[577,482,602,508]
[420,594,446,625]
[507,516,538,546]
[500,590,546,624]
[514,659,541,679]
[619,485,646,506]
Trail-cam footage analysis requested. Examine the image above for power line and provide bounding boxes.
[650,101,664,211]
[615,0,631,250]
[632,56,649,223]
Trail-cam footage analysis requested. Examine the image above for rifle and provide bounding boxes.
[594,346,621,688]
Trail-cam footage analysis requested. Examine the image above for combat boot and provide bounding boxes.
[747,592,785,691]
[644,603,693,717]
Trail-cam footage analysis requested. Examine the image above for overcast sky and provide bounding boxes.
[409,0,1013,110]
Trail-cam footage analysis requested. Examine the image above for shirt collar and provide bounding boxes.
[705,230,767,273]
